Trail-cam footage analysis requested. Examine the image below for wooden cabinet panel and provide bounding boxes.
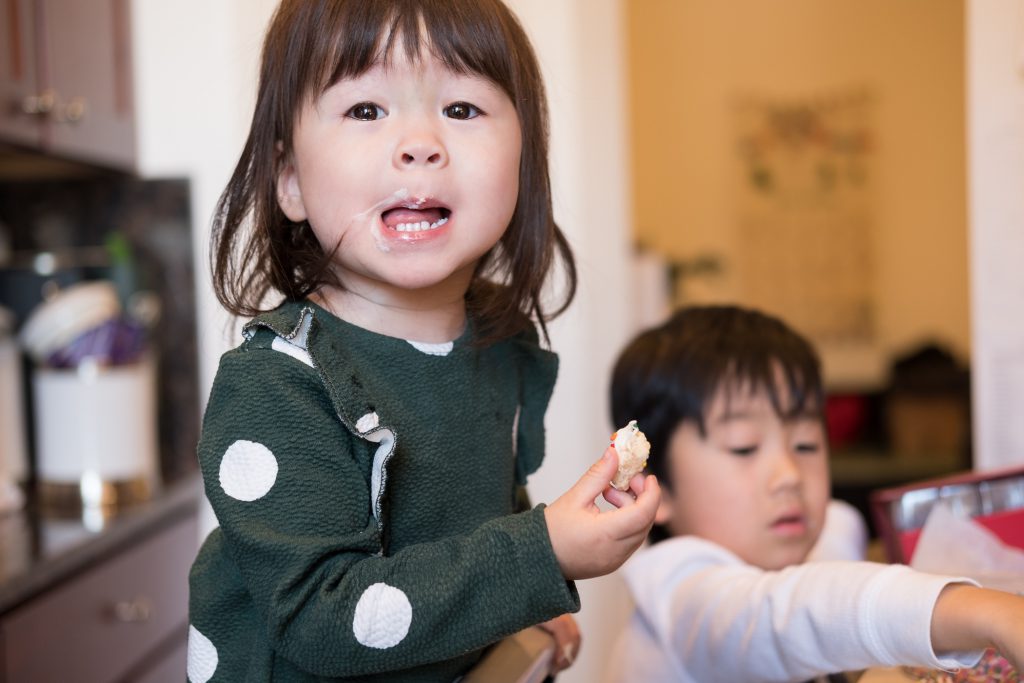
[0,0,135,169]
[0,0,41,146]
[38,0,134,168]
[133,630,188,683]
[0,514,197,682]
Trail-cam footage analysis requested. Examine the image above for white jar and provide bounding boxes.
[32,355,158,509]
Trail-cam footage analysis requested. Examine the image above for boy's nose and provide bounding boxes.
[394,133,448,168]
[769,451,802,491]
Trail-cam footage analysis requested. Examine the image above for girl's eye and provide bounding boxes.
[729,445,758,457]
[443,101,481,120]
[346,102,385,121]
[795,442,822,454]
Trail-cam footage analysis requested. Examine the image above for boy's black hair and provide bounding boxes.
[610,305,824,543]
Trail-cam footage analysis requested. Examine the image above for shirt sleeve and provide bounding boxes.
[198,346,579,678]
[623,538,983,682]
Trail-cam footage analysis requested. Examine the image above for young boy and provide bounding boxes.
[603,305,1024,683]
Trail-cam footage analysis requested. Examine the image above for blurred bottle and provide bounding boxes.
[0,305,28,513]
[19,281,157,517]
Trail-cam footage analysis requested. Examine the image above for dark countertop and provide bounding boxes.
[0,473,202,614]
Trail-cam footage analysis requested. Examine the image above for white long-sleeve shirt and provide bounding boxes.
[604,501,981,683]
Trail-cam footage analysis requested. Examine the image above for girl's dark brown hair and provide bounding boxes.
[211,0,576,345]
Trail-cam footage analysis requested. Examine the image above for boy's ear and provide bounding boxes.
[276,143,308,222]
[654,488,674,526]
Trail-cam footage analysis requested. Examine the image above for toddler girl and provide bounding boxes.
[186,1,659,682]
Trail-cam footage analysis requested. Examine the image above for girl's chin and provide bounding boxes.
[375,265,474,294]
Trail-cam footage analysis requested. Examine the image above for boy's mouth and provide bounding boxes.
[770,511,807,536]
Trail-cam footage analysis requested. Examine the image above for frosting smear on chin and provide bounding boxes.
[610,420,650,490]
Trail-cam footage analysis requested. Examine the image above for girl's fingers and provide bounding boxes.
[602,485,637,508]
[637,475,660,509]
[537,615,581,672]
[604,475,661,538]
[568,447,619,506]
[628,472,648,495]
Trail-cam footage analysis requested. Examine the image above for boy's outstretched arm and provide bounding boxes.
[931,584,1024,671]
[544,447,661,580]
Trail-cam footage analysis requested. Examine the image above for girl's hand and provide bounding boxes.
[543,447,660,580]
[536,614,581,673]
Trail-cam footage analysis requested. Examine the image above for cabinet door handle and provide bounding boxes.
[21,89,56,116]
[59,96,88,124]
[110,596,153,623]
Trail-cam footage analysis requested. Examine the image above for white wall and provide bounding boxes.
[133,0,277,396]
[132,0,278,535]
[966,0,1024,470]
[505,2,637,682]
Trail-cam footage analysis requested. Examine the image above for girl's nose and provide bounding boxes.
[394,132,448,168]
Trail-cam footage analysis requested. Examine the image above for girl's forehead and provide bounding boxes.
[369,20,434,67]
[366,38,464,78]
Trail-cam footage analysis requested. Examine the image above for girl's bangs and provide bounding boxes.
[319,1,518,98]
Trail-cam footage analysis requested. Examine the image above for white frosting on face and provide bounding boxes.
[611,419,651,490]
[364,188,410,253]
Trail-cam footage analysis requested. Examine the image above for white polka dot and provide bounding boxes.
[355,412,379,433]
[219,439,278,501]
[353,583,412,649]
[406,340,453,356]
[187,625,218,683]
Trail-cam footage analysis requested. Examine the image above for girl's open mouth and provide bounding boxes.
[381,204,451,237]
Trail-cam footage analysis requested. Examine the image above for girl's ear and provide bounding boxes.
[654,488,674,526]
[276,144,308,222]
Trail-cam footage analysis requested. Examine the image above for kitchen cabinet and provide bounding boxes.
[0,0,135,170]
[0,476,200,682]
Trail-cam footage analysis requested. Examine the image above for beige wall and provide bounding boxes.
[627,0,969,386]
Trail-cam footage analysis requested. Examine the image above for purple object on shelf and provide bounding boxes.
[45,317,148,368]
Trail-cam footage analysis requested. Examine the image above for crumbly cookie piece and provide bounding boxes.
[610,420,650,490]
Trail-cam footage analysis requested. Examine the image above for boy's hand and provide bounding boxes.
[536,614,581,673]
[971,589,1024,673]
[931,584,1024,672]
[544,447,660,580]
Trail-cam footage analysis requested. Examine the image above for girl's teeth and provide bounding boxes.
[394,216,449,232]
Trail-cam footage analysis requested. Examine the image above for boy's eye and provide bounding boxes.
[346,102,386,121]
[729,445,758,457]
[443,101,481,120]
